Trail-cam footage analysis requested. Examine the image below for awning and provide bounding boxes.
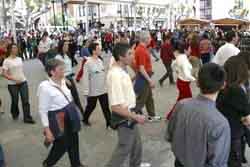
[211,18,250,26]
[178,18,210,26]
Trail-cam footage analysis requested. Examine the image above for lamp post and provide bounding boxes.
[51,0,56,30]
[60,0,65,31]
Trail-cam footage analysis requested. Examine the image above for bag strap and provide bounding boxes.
[52,85,71,103]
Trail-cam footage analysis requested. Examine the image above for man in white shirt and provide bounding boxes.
[106,43,150,167]
[212,31,240,66]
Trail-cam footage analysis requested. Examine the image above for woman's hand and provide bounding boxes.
[44,127,54,143]
[241,115,250,126]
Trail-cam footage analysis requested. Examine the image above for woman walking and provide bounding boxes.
[166,40,196,119]
[82,42,111,127]
[216,56,250,167]
[55,41,85,118]
[38,59,86,167]
[2,43,35,124]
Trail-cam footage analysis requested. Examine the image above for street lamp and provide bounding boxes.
[60,0,65,31]
[51,0,56,30]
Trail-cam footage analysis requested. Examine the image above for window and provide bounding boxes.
[235,0,243,9]
[200,0,212,19]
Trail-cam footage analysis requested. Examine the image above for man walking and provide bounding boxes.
[106,43,150,167]
[134,31,161,122]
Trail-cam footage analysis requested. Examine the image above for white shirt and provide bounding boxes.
[212,43,240,66]
[77,35,84,46]
[107,65,136,109]
[172,54,196,82]
[37,79,73,127]
[55,54,73,76]
[2,57,26,85]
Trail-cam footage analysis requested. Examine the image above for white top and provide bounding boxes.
[38,38,51,53]
[172,54,196,82]
[212,43,240,66]
[2,57,26,85]
[83,57,107,96]
[55,54,73,76]
[37,79,73,127]
[107,65,136,109]
[77,35,84,46]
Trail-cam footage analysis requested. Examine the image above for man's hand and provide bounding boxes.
[132,114,146,124]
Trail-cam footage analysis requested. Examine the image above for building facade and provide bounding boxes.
[200,0,250,20]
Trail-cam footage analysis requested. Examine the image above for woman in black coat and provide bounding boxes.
[216,56,250,167]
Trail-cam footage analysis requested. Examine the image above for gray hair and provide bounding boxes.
[138,31,151,43]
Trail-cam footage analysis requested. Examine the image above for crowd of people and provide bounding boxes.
[0,26,250,167]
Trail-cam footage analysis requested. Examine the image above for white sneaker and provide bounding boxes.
[140,162,151,167]
[148,116,162,122]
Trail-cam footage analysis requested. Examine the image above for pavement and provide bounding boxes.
[0,55,250,167]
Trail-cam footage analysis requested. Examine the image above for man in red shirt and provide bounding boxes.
[134,31,161,122]
[159,33,175,86]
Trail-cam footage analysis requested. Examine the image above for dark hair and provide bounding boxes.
[112,43,130,61]
[57,40,65,57]
[173,40,185,54]
[42,31,49,39]
[45,59,65,77]
[202,33,209,39]
[225,31,236,42]
[224,56,249,87]
[198,63,226,94]
[7,43,18,57]
[238,51,250,70]
[88,42,99,55]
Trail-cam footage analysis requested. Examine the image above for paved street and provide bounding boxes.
[1,55,250,167]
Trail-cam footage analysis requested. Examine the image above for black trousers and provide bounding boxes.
[7,81,32,120]
[66,76,84,117]
[175,159,184,167]
[229,138,242,167]
[83,93,111,126]
[159,62,174,84]
[44,121,81,167]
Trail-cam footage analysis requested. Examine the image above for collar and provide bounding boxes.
[48,78,66,88]
[196,94,216,107]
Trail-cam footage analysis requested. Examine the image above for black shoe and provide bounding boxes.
[13,116,19,121]
[82,120,91,126]
[242,156,248,163]
[159,80,163,87]
[24,118,36,124]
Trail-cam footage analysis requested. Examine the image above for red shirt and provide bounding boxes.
[147,38,157,49]
[134,44,152,74]
[160,42,175,64]
[104,33,113,42]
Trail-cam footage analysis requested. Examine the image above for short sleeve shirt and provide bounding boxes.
[106,66,136,109]
[2,57,26,85]
[134,44,152,74]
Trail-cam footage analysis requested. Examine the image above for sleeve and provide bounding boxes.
[107,73,126,106]
[230,87,250,117]
[136,51,147,67]
[82,62,89,95]
[182,61,196,81]
[207,121,231,167]
[37,84,51,127]
[2,59,9,71]
[166,103,183,142]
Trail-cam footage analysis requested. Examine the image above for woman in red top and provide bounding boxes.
[188,33,201,78]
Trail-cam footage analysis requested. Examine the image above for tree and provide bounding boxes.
[24,0,51,29]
